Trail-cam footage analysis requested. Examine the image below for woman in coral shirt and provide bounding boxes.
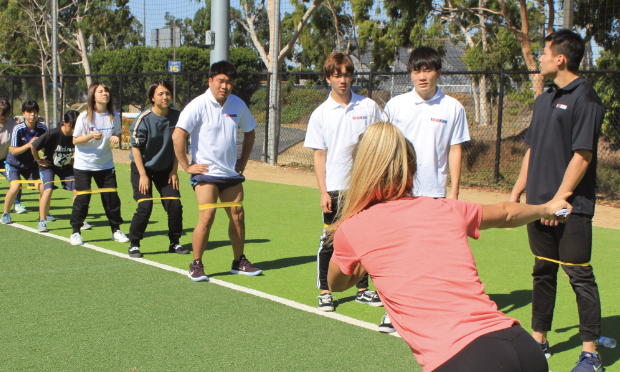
[327,121,571,372]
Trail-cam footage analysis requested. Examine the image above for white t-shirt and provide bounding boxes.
[0,118,17,160]
[177,88,257,178]
[73,111,121,171]
[384,88,470,197]
[304,91,382,191]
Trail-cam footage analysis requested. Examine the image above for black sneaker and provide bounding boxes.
[571,351,602,372]
[317,293,335,312]
[128,246,142,258]
[537,340,551,359]
[355,290,383,307]
[231,255,263,276]
[169,243,190,254]
[378,312,396,333]
[188,260,209,282]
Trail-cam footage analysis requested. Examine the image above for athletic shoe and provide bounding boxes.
[128,246,143,258]
[37,220,48,232]
[378,312,396,333]
[13,203,27,214]
[111,230,129,243]
[169,243,190,254]
[231,255,263,276]
[317,293,335,312]
[570,352,602,372]
[1,213,11,225]
[46,214,55,222]
[355,290,383,307]
[70,232,83,246]
[81,221,92,230]
[188,260,209,282]
[537,340,551,359]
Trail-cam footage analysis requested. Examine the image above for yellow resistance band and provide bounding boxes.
[198,201,243,210]
[42,179,75,187]
[535,256,590,267]
[137,197,180,203]
[77,188,117,195]
[0,168,5,172]
[10,180,41,189]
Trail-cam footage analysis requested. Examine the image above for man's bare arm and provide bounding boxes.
[448,144,462,199]
[313,149,332,213]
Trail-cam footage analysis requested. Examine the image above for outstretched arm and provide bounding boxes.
[480,192,572,230]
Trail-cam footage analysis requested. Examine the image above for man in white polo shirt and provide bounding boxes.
[172,61,261,282]
[384,46,470,199]
[304,52,383,313]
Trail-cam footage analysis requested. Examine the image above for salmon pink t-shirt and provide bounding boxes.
[332,197,518,372]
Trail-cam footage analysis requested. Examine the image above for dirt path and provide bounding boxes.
[112,150,619,230]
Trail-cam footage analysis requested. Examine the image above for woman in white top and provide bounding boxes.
[69,82,129,246]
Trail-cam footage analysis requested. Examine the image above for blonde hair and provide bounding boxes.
[327,121,417,238]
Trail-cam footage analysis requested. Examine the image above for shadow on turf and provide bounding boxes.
[551,316,620,367]
[488,289,532,314]
[207,255,315,277]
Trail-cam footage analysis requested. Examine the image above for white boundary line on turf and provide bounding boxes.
[8,223,400,338]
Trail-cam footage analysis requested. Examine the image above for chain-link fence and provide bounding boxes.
[1,70,619,201]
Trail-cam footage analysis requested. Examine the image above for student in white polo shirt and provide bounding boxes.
[384,46,470,199]
[380,46,470,333]
[172,61,261,282]
[303,52,383,313]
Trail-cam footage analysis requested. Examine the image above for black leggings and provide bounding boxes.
[71,168,123,234]
[434,325,548,372]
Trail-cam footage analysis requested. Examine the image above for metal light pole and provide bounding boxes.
[210,0,231,64]
[52,0,58,128]
[268,0,281,165]
[143,0,146,45]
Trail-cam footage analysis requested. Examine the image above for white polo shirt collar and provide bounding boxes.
[325,90,363,110]
[411,87,444,105]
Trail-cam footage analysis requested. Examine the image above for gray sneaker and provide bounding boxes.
[378,312,396,333]
[37,220,48,232]
[46,214,55,222]
[317,293,335,312]
[1,213,11,225]
[81,221,92,230]
[12,203,26,214]
[355,290,383,307]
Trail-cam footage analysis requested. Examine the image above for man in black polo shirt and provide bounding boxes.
[509,29,604,372]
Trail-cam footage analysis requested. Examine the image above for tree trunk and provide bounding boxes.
[480,74,490,126]
[76,28,93,87]
[326,0,342,51]
[472,80,480,123]
[41,72,49,127]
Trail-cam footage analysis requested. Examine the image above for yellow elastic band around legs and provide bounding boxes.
[10,180,41,189]
[535,256,590,267]
[198,201,243,210]
[137,197,180,203]
[77,188,117,195]
[42,179,75,187]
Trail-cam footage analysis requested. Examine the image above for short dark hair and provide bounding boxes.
[407,47,442,73]
[0,98,10,116]
[209,60,237,80]
[147,80,174,104]
[544,29,585,73]
[63,110,79,129]
[323,52,355,79]
[22,100,39,113]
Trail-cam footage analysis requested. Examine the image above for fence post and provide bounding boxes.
[264,74,270,163]
[494,73,505,184]
[118,74,123,120]
[10,77,14,117]
[368,72,373,99]
[61,77,65,119]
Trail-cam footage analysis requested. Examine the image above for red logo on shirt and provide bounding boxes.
[556,104,568,110]
[226,114,238,118]
[431,118,448,124]
[352,116,367,120]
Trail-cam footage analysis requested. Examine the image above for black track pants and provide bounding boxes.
[128,162,183,247]
[71,168,123,234]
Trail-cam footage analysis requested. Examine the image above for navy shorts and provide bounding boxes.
[5,162,40,185]
[189,174,245,192]
[40,166,75,191]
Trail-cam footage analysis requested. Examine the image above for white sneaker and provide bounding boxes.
[378,312,396,333]
[13,203,27,214]
[112,230,129,243]
[70,232,83,246]
[46,214,55,222]
[81,221,92,230]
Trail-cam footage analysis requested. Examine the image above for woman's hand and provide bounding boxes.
[139,174,150,194]
[109,135,120,144]
[169,172,179,190]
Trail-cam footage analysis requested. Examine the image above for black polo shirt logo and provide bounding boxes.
[556,104,568,110]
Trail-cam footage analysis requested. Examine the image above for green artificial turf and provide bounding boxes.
[2,163,620,371]
[0,224,417,371]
